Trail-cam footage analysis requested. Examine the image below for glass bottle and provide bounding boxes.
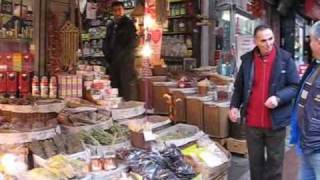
[180,3,186,15]
[175,4,180,16]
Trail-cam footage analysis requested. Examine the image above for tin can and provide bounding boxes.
[40,76,49,98]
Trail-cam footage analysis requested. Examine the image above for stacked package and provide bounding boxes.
[76,63,106,82]
[89,79,122,109]
[57,75,83,98]
[76,63,121,109]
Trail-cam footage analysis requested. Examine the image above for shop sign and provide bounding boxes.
[144,0,163,66]
[235,35,255,71]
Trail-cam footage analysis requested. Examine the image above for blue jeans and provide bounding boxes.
[299,152,320,180]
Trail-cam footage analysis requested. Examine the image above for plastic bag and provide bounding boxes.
[126,146,196,180]
[161,145,196,179]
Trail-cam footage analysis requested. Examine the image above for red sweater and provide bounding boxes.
[246,47,276,129]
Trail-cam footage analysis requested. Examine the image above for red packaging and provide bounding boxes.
[0,72,7,94]
[19,72,31,97]
[22,54,34,72]
[6,71,18,97]
[6,54,13,72]
[0,54,7,72]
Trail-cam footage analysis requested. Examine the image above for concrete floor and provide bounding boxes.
[228,147,299,180]
[228,155,250,180]
[227,128,299,180]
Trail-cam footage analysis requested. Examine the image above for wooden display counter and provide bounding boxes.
[152,81,177,114]
[185,94,214,130]
[138,76,167,109]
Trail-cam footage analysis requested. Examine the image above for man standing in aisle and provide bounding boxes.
[103,1,137,101]
[228,24,299,180]
[291,21,320,180]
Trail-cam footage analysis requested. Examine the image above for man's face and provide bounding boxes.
[112,5,124,20]
[310,34,320,59]
[13,6,27,17]
[254,29,275,55]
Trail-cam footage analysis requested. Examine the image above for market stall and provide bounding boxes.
[0,95,231,179]
[0,0,233,179]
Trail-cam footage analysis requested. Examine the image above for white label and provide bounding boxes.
[143,130,156,141]
[301,90,308,99]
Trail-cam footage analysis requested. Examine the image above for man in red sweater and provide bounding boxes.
[229,25,299,180]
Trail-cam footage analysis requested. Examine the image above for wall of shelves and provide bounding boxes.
[0,0,36,73]
[161,0,200,69]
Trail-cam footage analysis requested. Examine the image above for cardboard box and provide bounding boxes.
[203,101,230,138]
[77,76,83,97]
[66,75,72,97]
[58,75,83,98]
[226,138,248,155]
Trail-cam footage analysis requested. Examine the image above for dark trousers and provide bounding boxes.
[109,62,137,101]
[246,126,286,180]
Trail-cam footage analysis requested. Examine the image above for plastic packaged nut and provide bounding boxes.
[90,156,103,171]
[102,152,117,171]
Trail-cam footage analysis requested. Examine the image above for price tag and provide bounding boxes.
[143,130,156,141]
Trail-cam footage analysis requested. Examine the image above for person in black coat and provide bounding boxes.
[3,5,27,30]
[102,1,137,101]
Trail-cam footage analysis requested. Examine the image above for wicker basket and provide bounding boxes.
[0,101,65,122]
[0,111,57,122]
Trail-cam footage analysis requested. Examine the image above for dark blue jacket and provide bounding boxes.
[295,61,320,154]
[230,47,300,130]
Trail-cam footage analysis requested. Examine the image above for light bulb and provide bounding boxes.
[141,43,153,58]
[144,14,156,29]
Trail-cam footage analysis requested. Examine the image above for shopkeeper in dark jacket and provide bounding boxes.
[3,5,27,30]
[228,24,300,180]
[102,1,137,101]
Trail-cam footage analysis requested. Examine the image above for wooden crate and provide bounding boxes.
[171,91,187,123]
[211,137,228,147]
[138,76,167,109]
[186,97,204,130]
[152,82,176,114]
[226,138,248,156]
[203,102,229,138]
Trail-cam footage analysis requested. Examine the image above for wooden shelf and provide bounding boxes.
[168,15,193,19]
[0,38,32,42]
[163,31,192,35]
[80,55,105,58]
[163,56,185,59]
[162,56,193,62]
[169,0,187,3]
[81,37,104,41]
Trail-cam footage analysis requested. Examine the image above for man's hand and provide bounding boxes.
[229,107,240,123]
[265,96,279,109]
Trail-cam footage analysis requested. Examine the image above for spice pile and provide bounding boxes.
[27,134,84,159]
[57,108,111,126]
[79,123,129,146]
[26,155,86,179]
[0,117,57,132]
